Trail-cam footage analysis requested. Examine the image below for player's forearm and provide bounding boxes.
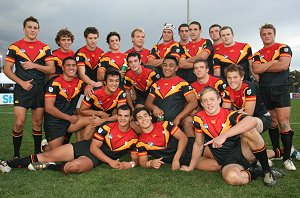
[179,59,193,69]
[252,61,275,74]
[214,68,221,77]
[35,61,55,74]
[265,60,290,72]
[125,89,134,109]
[79,73,97,86]
[175,101,197,122]
[45,105,71,121]
[146,58,163,67]
[223,116,257,138]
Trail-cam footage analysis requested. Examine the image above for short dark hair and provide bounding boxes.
[126,52,141,63]
[189,21,201,30]
[220,26,234,36]
[224,64,245,78]
[106,31,121,44]
[163,55,178,66]
[209,24,221,32]
[193,58,208,69]
[104,68,121,82]
[260,23,276,36]
[84,27,99,38]
[62,56,76,66]
[117,104,132,116]
[133,107,151,121]
[23,16,39,28]
[55,28,74,46]
[178,23,189,32]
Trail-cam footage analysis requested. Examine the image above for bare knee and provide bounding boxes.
[278,120,291,132]
[223,170,243,186]
[64,162,84,173]
[14,119,25,131]
[181,116,194,137]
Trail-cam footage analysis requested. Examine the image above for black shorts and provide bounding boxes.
[72,140,100,167]
[14,83,45,109]
[44,121,70,142]
[260,86,291,110]
[134,93,147,105]
[258,113,272,133]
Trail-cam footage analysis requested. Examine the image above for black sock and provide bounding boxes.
[7,154,38,168]
[245,168,262,181]
[47,163,66,172]
[63,133,73,144]
[32,129,42,154]
[268,126,280,150]
[281,130,294,161]
[252,145,271,174]
[12,130,23,157]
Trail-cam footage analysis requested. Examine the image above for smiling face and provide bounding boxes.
[58,36,73,52]
[127,56,142,73]
[62,59,77,78]
[135,110,152,131]
[23,21,39,41]
[105,75,120,94]
[226,71,243,91]
[109,35,120,51]
[162,58,178,79]
[201,89,221,116]
[162,29,173,43]
[85,33,98,50]
[117,109,131,128]
[132,31,145,48]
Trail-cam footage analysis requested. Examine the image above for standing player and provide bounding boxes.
[98,32,127,81]
[147,23,182,68]
[4,16,55,157]
[44,57,93,150]
[252,23,296,170]
[180,21,214,83]
[134,107,193,170]
[145,56,198,137]
[209,24,223,55]
[49,28,75,79]
[3,105,138,174]
[213,26,254,81]
[125,28,150,65]
[124,52,161,110]
[76,27,104,87]
[79,69,127,139]
[181,87,284,187]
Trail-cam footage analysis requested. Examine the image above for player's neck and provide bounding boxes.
[110,49,120,53]
[133,66,143,75]
[264,42,276,48]
[133,46,143,52]
[60,48,70,53]
[213,39,222,45]
[191,37,201,43]
[142,124,154,134]
[180,40,189,45]
[23,37,37,42]
[62,74,74,82]
[86,45,96,51]
[224,41,235,47]
[119,125,130,132]
[198,74,209,84]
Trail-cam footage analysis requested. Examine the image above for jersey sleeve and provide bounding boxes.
[229,111,248,126]
[117,91,127,105]
[181,83,196,97]
[45,80,59,98]
[149,45,160,59]
[279,45,292,58]
[93,124,109,141]
[203,39,214,55]
[75,52,86,67]
[5,45,17,63]
[193,114,203,134]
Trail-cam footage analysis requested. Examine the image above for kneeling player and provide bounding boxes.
[3,105,138,173]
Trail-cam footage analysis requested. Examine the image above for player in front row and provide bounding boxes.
[180,87,284,187]
[2,105,138,174]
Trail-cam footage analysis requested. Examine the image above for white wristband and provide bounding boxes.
[129,161,136,168]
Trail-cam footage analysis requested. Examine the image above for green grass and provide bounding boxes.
[1,101,300,198]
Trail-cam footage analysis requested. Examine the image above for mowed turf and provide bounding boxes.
[0,101,300,198]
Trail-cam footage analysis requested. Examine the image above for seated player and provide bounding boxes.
[134,107,194,170]
[145,56,198,137]
[44,57,93,150]
[124,52,161,110]
[181,87,284,187]
[79,69,127,139]
[2,105,138,174]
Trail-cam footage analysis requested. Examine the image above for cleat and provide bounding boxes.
[290,146,300,160]
[0,160,12,173]
[41,139,48,153]
[28,162,55,171]
[283,159,296,171]
[257,159,273,167]
[270,168,285,178]
[263,171,276,187]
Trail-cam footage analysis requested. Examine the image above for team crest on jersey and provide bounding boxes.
[156,74,160,78]
[111,59,115,63]
[260,55,264,59]
[148,142,153,147]
[247,89,251,95]
[169,121,174,126]
[222,124,225,128]
[97,127,103,133]
[171,86,175,89]
[76,56,80,61]
[87,58,90,62]
[222,84,226,89]
[224,55,228,59]
[240,50,244,53]
[203,124,208,129]
[86,96,90,101]
[198,92,201,97]
[162,130,166,134]
[156,86,160,90]
[98,100,103,105]
[122,93,126,97]
[21,49,26,53]
[108,134,113,139]
[39,49,44,53]
[6,50,9,55]
[48,87,53,92]
[188,86,192,90]
[176,49,180,53]
[62,88,66,93]
[284,48,289,52]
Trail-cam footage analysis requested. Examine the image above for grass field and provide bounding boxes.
[0,101,300,198]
